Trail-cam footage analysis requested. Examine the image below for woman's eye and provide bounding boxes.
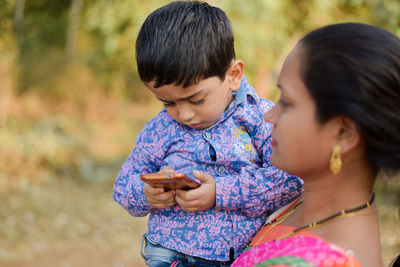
[190,99,204,105]
[277,98,290,107]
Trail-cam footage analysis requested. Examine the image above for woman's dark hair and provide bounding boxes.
[136,1,235,88]
[390,254,400,267]
[299,23,400,174]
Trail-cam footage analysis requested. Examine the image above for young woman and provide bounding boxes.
[233,23,400,267]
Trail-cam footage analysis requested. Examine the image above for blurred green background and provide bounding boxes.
[0,0,399,266]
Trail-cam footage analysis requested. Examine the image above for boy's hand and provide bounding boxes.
[144,183,176,209]
[175,170,216,212]
[143,166,177,209]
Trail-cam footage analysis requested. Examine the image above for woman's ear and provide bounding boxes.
[227,60,245,92]
[335,116,361,155]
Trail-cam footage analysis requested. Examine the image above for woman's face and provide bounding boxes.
[264,46,336,178]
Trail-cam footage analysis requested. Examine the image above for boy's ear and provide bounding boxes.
[226,60,244,92]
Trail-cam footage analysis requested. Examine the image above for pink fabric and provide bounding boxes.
[232,234,361,267]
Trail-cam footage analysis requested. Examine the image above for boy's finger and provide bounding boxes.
[159,166,175,174]
[144,183,164,194]
[192,170,213,183]
[152,201,175,209]
[155,190,176,201]
[175,188,201,202]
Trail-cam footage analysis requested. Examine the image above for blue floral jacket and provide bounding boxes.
[113,77,303,261]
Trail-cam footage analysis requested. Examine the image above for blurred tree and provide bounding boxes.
[65,0,82,63]
[81,0,171,99]
[10,0,69,94]
[0,0,16,51]
[1,0,399,100]
[218,0,400,99]
[13,0,25,49]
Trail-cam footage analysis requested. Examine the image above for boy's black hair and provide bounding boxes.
[136,1,235,88]
[299,23,400,175]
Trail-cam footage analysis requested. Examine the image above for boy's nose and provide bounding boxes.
[178,104,195,123]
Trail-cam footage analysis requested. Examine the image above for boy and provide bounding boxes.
[113,1,303,266]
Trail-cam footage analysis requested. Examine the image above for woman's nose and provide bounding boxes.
[264,111,273,123]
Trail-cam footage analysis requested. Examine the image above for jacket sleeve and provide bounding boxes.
[215,136,303,218]
[112,116,168,217]
[215,98,303,217]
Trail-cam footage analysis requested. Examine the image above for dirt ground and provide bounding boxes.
[0,178,398,267]
[0,179,147,267]
[0,241,145,267]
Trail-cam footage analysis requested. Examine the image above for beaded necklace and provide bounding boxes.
[276,192,376,240]
[252,193,376,246]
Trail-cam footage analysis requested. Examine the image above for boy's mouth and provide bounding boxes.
[189,122,205,129]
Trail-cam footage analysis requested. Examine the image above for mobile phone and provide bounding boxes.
[140,172,201,190]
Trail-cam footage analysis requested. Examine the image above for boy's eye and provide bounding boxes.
[190,99,204,105]
[163,102,175,107]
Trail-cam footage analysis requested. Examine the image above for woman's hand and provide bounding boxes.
[175,170,216,212]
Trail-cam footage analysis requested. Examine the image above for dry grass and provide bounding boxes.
[0,179,148,267]
[0,177,398,266]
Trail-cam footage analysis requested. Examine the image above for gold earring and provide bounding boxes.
[330,144,342,175]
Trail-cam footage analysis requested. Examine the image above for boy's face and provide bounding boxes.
[146,60,244,129]
[147,77,235,129]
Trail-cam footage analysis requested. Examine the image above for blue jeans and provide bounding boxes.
[141,234,233,267]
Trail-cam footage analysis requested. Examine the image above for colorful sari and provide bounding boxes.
[232,231,360,266]
[232,199,361,267]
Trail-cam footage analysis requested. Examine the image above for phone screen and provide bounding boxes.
[140,173,200,190]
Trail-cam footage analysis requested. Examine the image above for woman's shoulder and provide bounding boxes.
[238,194,365,267]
